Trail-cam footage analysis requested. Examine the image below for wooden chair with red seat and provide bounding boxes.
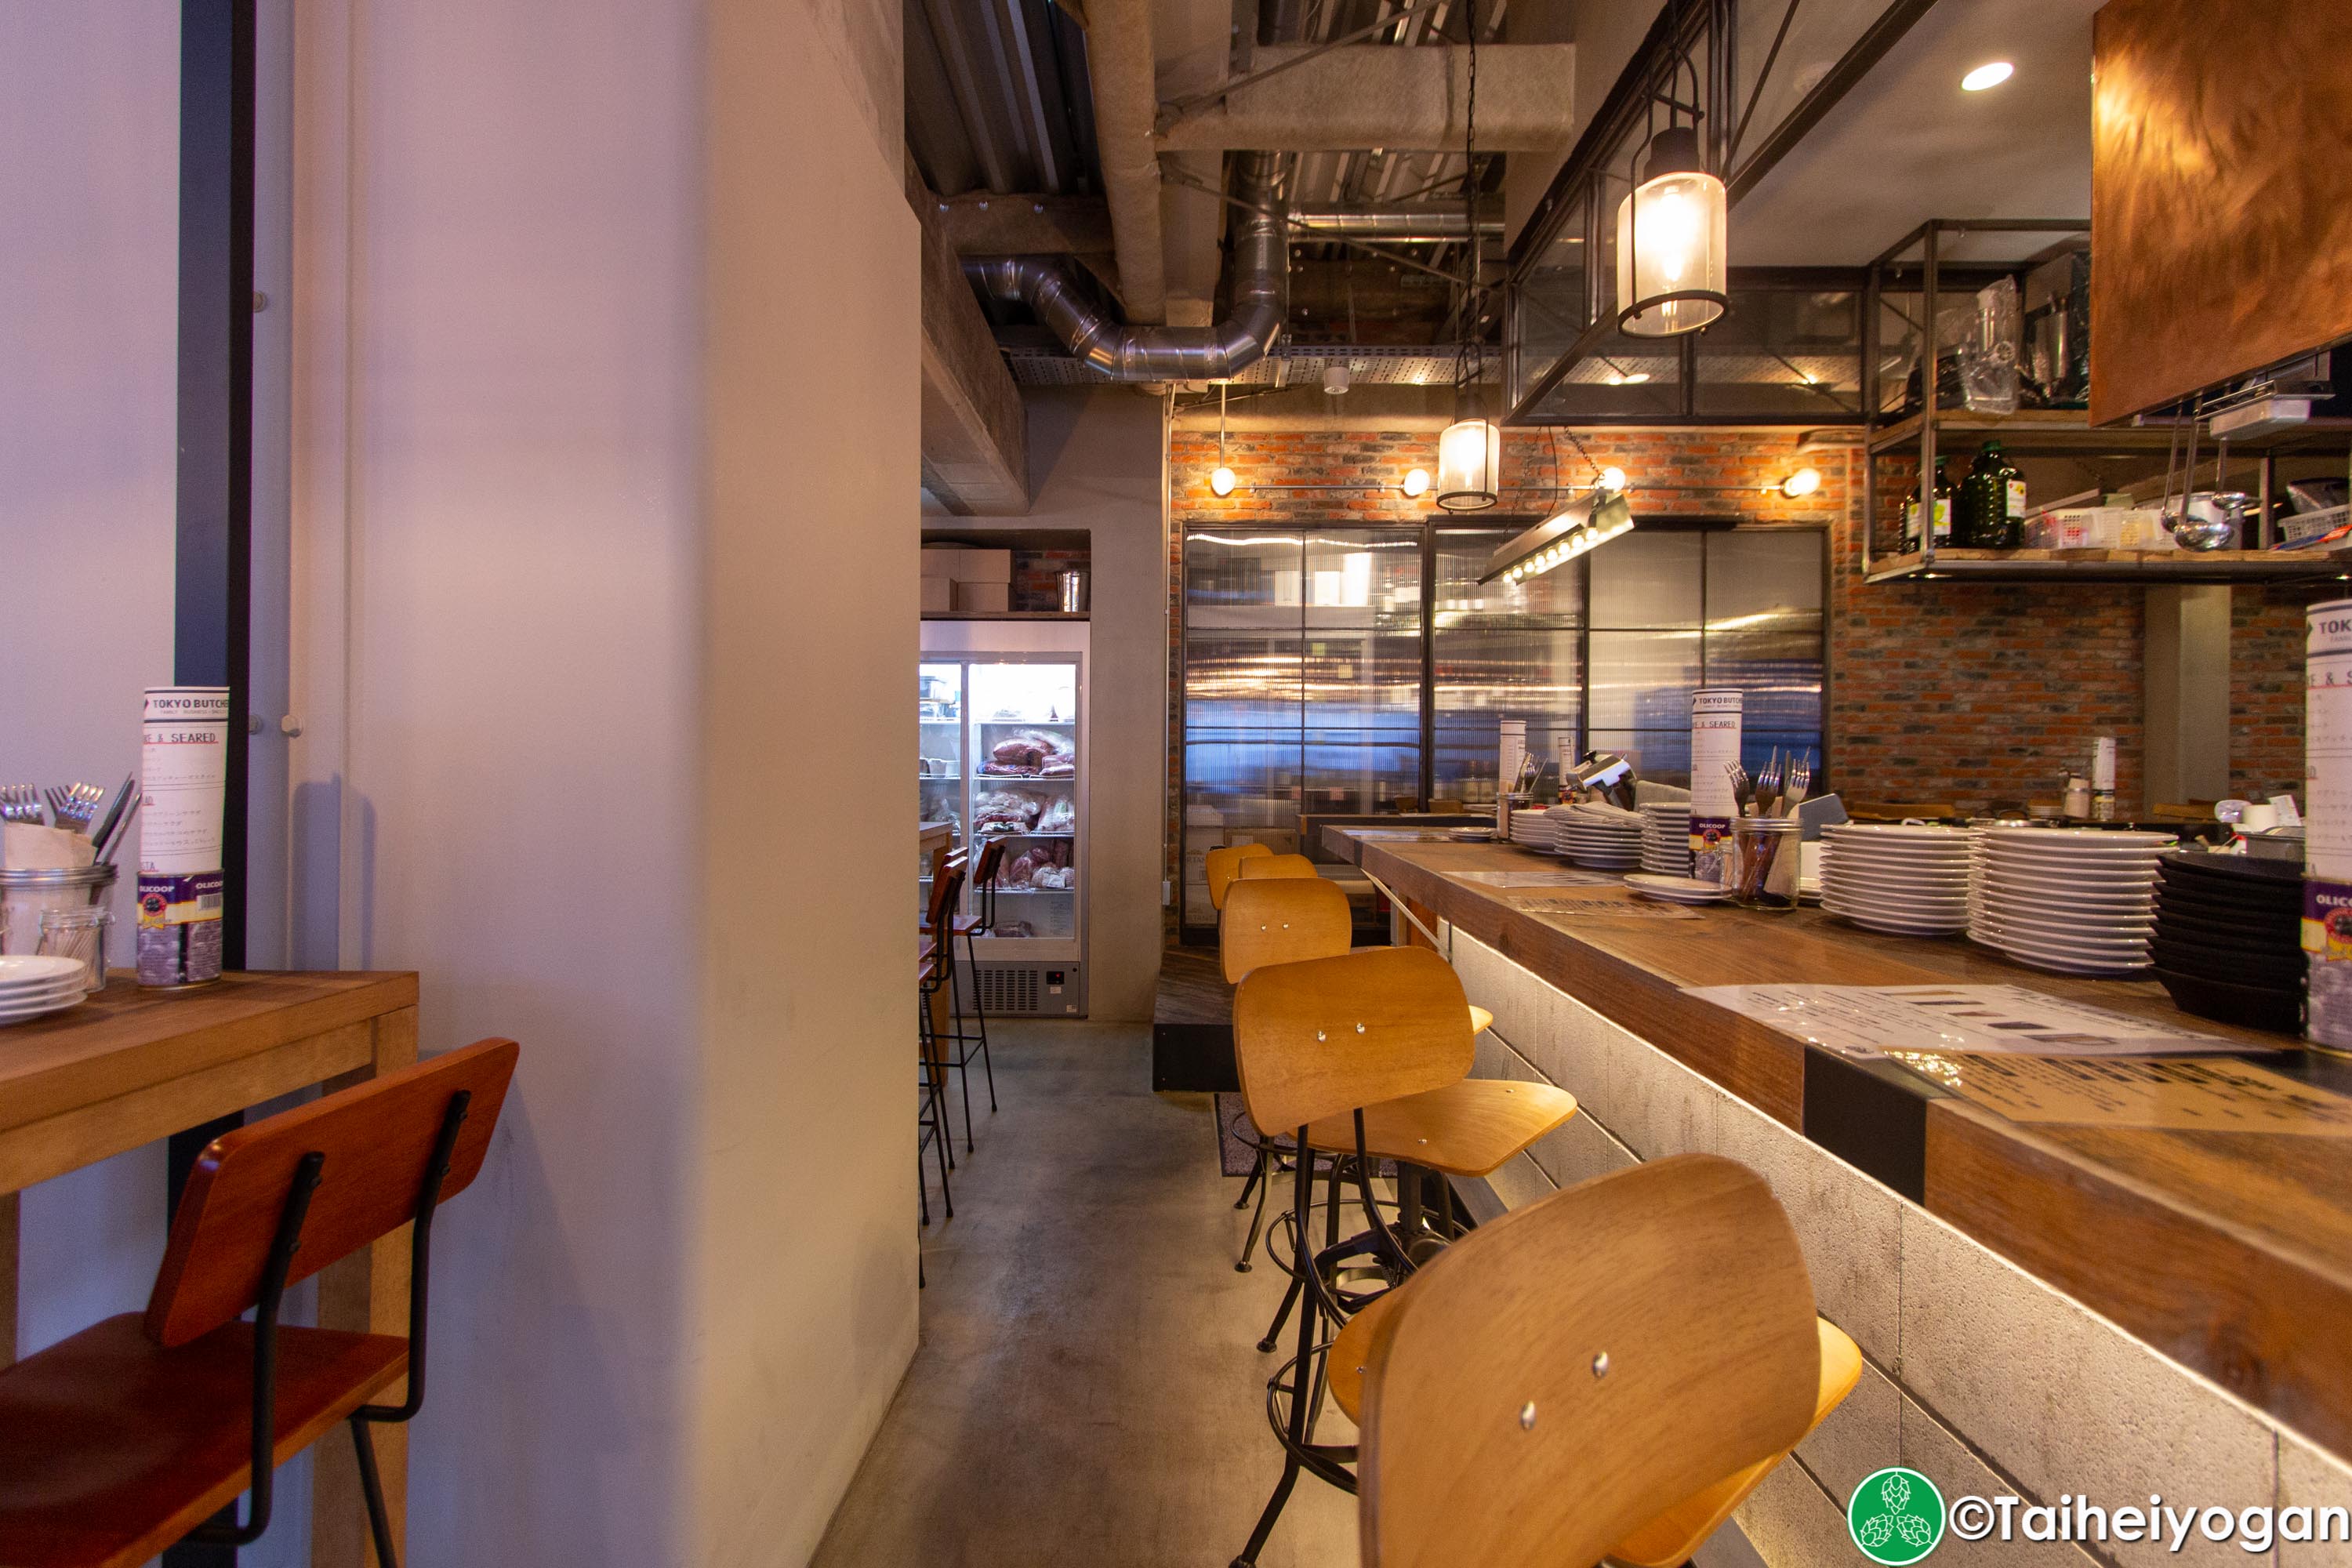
[1352,1155,1860,1568]
[1227,946,1577,1567]
[0,1036,519,1568]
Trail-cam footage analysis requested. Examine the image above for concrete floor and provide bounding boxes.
[811,1021,1359,1568]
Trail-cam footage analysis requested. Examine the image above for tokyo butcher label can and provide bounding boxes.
[1690,689,1744,887]
[136,686,230,987]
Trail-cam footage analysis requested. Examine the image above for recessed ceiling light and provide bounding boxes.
[1962,60,2013,92]
[1606,372,1652,386]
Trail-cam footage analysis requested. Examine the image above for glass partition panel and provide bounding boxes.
[1432,531,1583,804]
[1691,285,1863,419]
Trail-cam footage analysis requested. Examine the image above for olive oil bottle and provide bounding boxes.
[1902,458,1955,553]
[1958,440,2025,547]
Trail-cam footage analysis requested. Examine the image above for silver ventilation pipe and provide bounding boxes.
[964,152,1288,383]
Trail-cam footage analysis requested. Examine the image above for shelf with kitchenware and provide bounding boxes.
[1861,546,2352,586]
[1864,408,2352,459]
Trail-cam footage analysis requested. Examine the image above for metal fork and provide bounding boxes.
[45,782,104,833]
[1781,752,1813,818]
[1755,749,1785,818]
[1725,760,1754,817]
[0,785,47,825]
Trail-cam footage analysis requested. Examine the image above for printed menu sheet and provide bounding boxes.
[1519,887,1702,923]
[1884,1052,2352,1137]
[1452,868,1618,888]
[1681,983,2256,1059]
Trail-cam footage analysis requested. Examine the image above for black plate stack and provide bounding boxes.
[2151,851,2304,1033]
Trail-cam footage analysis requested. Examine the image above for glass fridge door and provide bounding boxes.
[918,661,967,914]
[967,659,1080,956]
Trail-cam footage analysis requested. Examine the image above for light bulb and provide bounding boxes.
[1210,466,1236,497]
[1402,468,1431,498]
[1436,419,1501,511]
[1962,61,2013,92]
[1599,466,1628,493]
[1780,466,1823,499]
[1606,372,1651,387]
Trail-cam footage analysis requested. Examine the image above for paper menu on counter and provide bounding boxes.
[1452,869,1617,888]
[1521,887,1701,922]
[1887,1052,2352,1137]
[1681,982,2255,1059]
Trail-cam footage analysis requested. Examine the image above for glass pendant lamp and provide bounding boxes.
[1614,125,1726,337]
[1436,416,1501,511]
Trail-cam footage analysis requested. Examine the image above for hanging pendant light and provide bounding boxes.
[1614,124,1726,337]
[1436,0,1501,513]
[1436,416,1501,510]
[1209,383,1237,495]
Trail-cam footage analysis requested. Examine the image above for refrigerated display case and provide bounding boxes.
[918,621,1087,1016]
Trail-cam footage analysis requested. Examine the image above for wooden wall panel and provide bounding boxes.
[2089,0,2352,425]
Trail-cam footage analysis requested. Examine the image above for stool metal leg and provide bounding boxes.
[1236,1149,1276,1273]
[960,920,997,1113]
[350,1419,401,1568]
[944,953,975,1156]
[1232,1123,1323,1566]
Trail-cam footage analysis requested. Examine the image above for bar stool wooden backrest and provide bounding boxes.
[1230,946,1472,1138]
[1235,852,1320,883]
[149,1037,520,1347]
[924,848,967,938]
[1355,1154,1822,1568]
[1219,876,1353,985]
[1206,842,1275,911]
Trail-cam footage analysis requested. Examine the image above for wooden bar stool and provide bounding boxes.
[1352,1155,1859,1568]
[0,1037,520,1568]
[917,851,967,1222]
[1205,842,1275,913]
[1234,852,1322,883]
[919,844,996,1155]
[1227,946,1577,1567]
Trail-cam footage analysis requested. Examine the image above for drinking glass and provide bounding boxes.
[38,906,112,990]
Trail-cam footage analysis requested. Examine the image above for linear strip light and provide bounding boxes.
[1478,488,1635,585]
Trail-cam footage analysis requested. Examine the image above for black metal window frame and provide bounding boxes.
[1177,517,1830,934]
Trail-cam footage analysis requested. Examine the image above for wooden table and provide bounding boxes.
[0,969,421,1568]
[1323,829,2352,1460]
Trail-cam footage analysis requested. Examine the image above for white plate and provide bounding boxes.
[1823,824,1975,842]
[1975,856,2161,882]
[0,977,89,1007]
[1980,827,2177,849]
[1823,863,1973,884]
[1976,848,2169,872]
[1976,906,2157,939]
[0,995,85,1025]
[0,954,89,991]
[1994,946,2151,976]
[1824,906,1968,935]
[1976,880,2156,911]
[1624,873,1733,903]
[1824,894,1971,920]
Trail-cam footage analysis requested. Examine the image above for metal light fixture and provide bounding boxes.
[1208,383,1236,496]
[1779,466,1823,498]
[1436,417,1501,511]
[1401,467,1432,499]
[1614,125,1726,337]
[1479,478,1635,585]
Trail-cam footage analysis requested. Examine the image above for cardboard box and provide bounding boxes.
[920,576,953,612]
[920,547,966,579]
[951,548,1012,583]
[953,581,1011,612]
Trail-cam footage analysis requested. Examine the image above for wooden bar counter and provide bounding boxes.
[0,969,422,1568]
[1326,826,2352,1504]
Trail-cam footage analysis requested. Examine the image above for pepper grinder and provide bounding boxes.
[2091,735,2117,822]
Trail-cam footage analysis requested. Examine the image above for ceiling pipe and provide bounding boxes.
[1287,204,1502,241]
[964,152,1288,381]
[1080,0,1169,323]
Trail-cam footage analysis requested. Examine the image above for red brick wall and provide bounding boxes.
[1166,426,2315,820]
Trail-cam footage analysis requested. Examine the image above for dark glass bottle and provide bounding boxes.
[1958,440,2025,547]
[1904,459,1955,553]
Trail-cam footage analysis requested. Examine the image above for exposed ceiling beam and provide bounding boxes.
[1080,0,1167,322]
[1156,44,1577,152]
[911,170,1029,515]
[935,192,1116,255]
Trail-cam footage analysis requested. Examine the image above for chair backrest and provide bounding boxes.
[971,836,1007,887]
[1236,852,1320,882]
[1356,1155,1821,1568]
[1205,842,1275,910]
[146,1037,521,1348]
[1231,946,1471,1134]
[1220,877,1352,984]
[926,849,968,931]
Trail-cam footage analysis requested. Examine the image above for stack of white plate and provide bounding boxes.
[1969,827,2174,975]
[1559,802,1643,869]
[0,954,92,1028]
[1640,803,1693,876]
[1508,806,1558,851]
[1820,824,1974,934]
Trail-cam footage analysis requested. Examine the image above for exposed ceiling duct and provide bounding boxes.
[1288,205,1502,241]
[964,152,1288,382]
[1079,0,1170,322]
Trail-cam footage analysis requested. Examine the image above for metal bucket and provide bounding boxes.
[0,864,118,958]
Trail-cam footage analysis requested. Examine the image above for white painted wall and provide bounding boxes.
[0,0,181,1363]
[281,0,920,1564]
[942,387,1170,1022]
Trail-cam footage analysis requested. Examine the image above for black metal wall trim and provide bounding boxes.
[168,6,256,1559]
